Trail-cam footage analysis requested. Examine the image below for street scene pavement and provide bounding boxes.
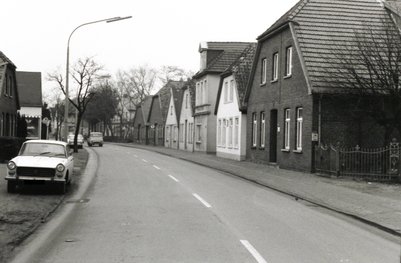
[9,144,400,262]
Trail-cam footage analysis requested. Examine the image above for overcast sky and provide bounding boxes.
[2,0,298,101]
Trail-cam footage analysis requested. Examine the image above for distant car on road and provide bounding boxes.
[67,134,84,149]
[5,140,74,194]
[87,132,103,147]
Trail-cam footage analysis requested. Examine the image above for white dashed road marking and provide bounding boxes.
[240,240,267,263]
[142,159,148,163]
[168,174,179,182]
[153,165,161,170]
[192,193,212,208]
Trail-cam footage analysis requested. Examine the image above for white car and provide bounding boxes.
[5,140,74,194]
[67,134,84,149]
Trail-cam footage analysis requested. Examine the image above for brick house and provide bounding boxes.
[16,71,42,139]
[193,42,253,153]
[0,51,19,137]
[133,95,152,144]
[215,43,256,161]
[244,0,392,172]
[178,80,196,152]
[165,83,184,149]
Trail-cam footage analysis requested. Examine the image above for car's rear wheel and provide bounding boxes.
[100,144,103,147]
[7,181,17,193]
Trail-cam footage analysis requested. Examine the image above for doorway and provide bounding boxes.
[269,110,278,163]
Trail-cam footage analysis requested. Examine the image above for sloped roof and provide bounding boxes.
[215,43,257,114]
[16,71,42,107]
[0,51,16,68]
[141,95,153,123]
[154,80,186,122]
[171,84,184,121]
[194,42,253,78]
[257,0,393,94]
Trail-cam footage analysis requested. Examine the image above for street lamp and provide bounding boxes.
[63,16,132,142]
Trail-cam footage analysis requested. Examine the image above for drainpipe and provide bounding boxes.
[318,94,322,146]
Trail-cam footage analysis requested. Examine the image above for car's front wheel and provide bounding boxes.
[56,182,66,194]
[7,181,17,193]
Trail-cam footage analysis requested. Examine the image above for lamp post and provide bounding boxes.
[63,16,132,142]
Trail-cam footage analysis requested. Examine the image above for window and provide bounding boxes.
[170,105,173,115]
[222,119,226,147]
[284,109,290,150]
[174,126,178,142]
[229,80,234,102]
[196,123,202,142]
[296,108,303,151]
[252,113,257,147]
[224,82,228,103]
[217,119,222,146]
[166,126,170,142]
[261,58,267,84]
[234,117,239,149]
[260,112,265,148]
[228,118,233,148]
[188,123,194,143]
[180,124,184,142]
[285,46,293,77]
[272,53,279,81]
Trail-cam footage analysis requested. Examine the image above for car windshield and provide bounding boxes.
[91,133,102,137]
[19,143,66,157]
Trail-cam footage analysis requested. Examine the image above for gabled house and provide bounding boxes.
[133,95,152,144]
[16,71,42,139]
[165,83,184,149]
[215,43,256,161]
[0,51,19,137]
[178,80,196,152]
[147,80,185,146]
[193,42,253,153]
[244,0,395,172]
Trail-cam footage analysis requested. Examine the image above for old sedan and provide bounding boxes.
[5,140,74,194]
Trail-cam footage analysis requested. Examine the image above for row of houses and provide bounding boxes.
[0,51,45,140]
[132,0,401,173]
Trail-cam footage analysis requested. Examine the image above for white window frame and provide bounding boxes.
[261,58,267,84]
[284,109,290,150]
[222,119,226,147]
[196,123,202,143]
[228,118,233,148]
[285,46,293,77]
[260,112,265,148]
[217,119,222,147]
[296,107,303,151]
[234,117,239,149]
[272,53,279,81]
[252,113,257,147]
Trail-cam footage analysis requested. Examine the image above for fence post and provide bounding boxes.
[389,138,399,176]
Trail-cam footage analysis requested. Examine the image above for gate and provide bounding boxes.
[314,139,400,181]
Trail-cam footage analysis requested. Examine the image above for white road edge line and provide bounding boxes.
[142,159,148,163]
[192,193,212,208]
[153,165,161,170]
[240,240,267,263]
[168,174,179,182]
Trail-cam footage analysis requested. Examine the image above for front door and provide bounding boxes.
[269,110,278,163]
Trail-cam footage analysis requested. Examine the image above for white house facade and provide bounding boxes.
[216,75,247,160]
[165,89,179,149]
[179,83,195,152]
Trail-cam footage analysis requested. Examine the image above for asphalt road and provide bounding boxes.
[11,144,401,263]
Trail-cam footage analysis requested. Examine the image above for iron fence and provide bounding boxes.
[314,139,400,181]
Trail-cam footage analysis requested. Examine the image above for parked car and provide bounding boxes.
[5,140,74,194]
[67,134,84,149]
[87,132,103,147]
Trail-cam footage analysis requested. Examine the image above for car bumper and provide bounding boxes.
[5,176,67,182]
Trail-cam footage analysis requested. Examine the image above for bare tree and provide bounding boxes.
[158,65,193,86]
[327,18,401,143]
[48,57,103,152]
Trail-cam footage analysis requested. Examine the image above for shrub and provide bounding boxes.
[0,137,26,163]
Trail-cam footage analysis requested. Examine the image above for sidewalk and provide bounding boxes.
[115,142,401,237]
